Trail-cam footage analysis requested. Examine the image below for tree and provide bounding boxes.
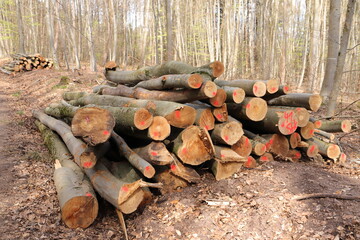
[15,0,25,54]
[326,0,356,116]
[165,0,173,61]
[320,0,341,102]
[86,0,97,72]
[46,0,59,69]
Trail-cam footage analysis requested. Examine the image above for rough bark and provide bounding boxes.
[214,79,267,97]
[111,131,155,178]
[227,97,268,122]
[267,93,322,112]
[134,74,203,90]
[68,94,196,128]
[171,126,215,165]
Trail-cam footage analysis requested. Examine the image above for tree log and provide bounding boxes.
[171,125,215,165]
[63,91,88,101]
[243,156,257,168]
[307,138,341,159]
[221,86,245,104]
[211,121,243,145]
[68,94,196,128]
[250,139,267,156]
[289,132,302,149]
[169,155,201,183]
[318,119,352,133]
[263,78,280,94]
[35,121,98,228]
[261,134,289,157]
[202,88,227,107]
[185,104,215,131]
[309,117,322,128]
[134,74,203,90]
[33,110,98,168]
[267,93,322,112]
[211,160,243,180]
[300,143,319,158]
[227,97,268,122]
[231,135,252,158]
[133,142,174,166]
[214,79,267,97]
[214,145,246,162]
[299,122,315,139]
[111,131,155,178]
[212,104,228,122]
[257,153,274,164]
[286,149,302,162]
[314,129,335,141]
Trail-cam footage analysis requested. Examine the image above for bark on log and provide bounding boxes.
[221,86,245,104]
[202,88,227,107]
[33,110,98,168]
[171,125,215,165]
[307,138,341,159]
[214,79,267,97]
[212,104,228,122]
[309,117,322,128]
[111,131,155,178]
[133,142,174,166]
[35,121,98,228]
[227,97,268,122]
[231,135,252,158]
[68,94,196,128]
[318,119,352,133]
[71,107,115,146]
[105,61,224,85]
[299,143,319,158]
[134,74,203,90]
[185,104,215,130]
[214,145,246,162]
[63,91,88,101]
[267,93,322,112]
[211,121,243,145]
[314,129,336,141]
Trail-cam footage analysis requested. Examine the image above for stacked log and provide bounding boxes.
[0,53,53,74]
[33,60,353,229]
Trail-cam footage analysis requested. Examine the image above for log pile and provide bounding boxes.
[33,60,353,229]
[0,53,53,74]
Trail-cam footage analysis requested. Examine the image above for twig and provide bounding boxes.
[335,98,360,116]
[338,128,360,140]
[293,193,360,201]
[115,209,129,240]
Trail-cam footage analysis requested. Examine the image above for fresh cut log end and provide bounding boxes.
[253,142,266,156]
[188,74,203,89]
[212,121,243,145]
[80,151,97,168]
[211,160,243,180]
[209,88,227,107]
[148,116,171,141]
[266,78,280,94]
[278,110,299,135]
[286,149,302,162]
[212,104,228,122]
[232,88,246,103]
[252,81,267,97]
[243,156,257,168]
[258,153,274,163]
[245,97,268,121]
[289,132,302,149]
[71,107,115,146]
[294,107,310,127]
[61,195,98,228]
[327,144,341,159]
[202,81,218,98]
[309,94,322,112]
[119,188,145,214]
[300,122,315,139]
[341,120,352,133]
[231,135,252,157]
[306,144,319,157]
[134,108,153,130]
[165,106,196,128]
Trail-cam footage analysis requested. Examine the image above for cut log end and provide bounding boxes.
[253,142,266,156]
[232,88,246,103]
[148,116,171,141]
[212,104,228,122]
[309,94,322,112]
[202,81,218,98]
[134,108,153,130]
[231,136,252,158]
[214,146,246,163]
[165,106,196,128]
[209,88,227,107]
[211,160,242,180]
[306,144,319,158]
[61,195,99,229]
[188,74,203,89]
[264,134,289,157]
[286,149,302,162]
[341,120,352,133]
[218,121,243,145]
[209,61,225,78]
[119,188,145,214]
[71,107,115,146]
[245,98,268,121]
[258,153,274,163]
[289,132,301,149]
[300,122,315,140]
[105,61,117,70]
[243,156,257,168]
[197,108,215,131]
[266,79,280,94]
[278,110,299,135]
[327,144,341,159]
[80,152,97,169]
[294,107,310,127]
[339,153,347,164]
[252,81,267,97]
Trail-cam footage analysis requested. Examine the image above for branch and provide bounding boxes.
[293,193,360,201]
[335,98,360,116]
[347,43,360,52]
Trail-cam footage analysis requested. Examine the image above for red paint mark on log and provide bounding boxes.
[170,164,176,171]
[342,124,346,129]
[246,104,251,109]
[245,156,252,167]
[150,151,158,156]
[86,193,92,197]
[212,92,216,96]
[262,145,266,151]
[245,137,249,146]
[233,91,237,96]
[140,121,145,126]
[195,83,201,88]
[261,156,268,161]
[283,111,297,133]
[83,162,93,168]
[221,154,225,158]
[175,110,181,118]
[295,152,301,158]
[271,87,276,92]
[310,145,315,153]
[205,125,209,130]
[153,132,159,137]
[284,86,289,92]
[145,166,151,172]
[103,130,110,135]
[224,136,229,141]
[122,186,129,192]
[213,101,219,106]
[182,148,187,154]
[216,114,222,120]
[253,85,258,93]
[310,129,314,135]
[85,116,90,122]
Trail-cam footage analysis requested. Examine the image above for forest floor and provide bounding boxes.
[0,66,360,240]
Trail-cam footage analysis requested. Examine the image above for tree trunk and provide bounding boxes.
[68,94,196,128]
[32,110,98,169]
[320,0,341,101]
[86,0,97,72]
[327,0,356,116]
[222,86,245,104]
[15,0,25,54]
[111,131,155,178]
[267,93,322,112]
[307,137,341,159]
[214,79,267,97]
[165,0,173,61]
[314,129,336,141]
[318,119,352,133]
[171,125,215,165]
[227,97,268,122]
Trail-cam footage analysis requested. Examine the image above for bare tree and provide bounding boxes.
[165,0,174,61]
[46,0,59,69]
[86,0,97,72]
[15,0,25,54]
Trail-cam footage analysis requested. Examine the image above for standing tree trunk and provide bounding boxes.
[327,0,356,116]
[86,0,97,72]
[15,0,25,54]
[165,0,173,61]
[320,0,341,102]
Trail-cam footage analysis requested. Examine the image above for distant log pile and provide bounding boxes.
[0,53,53,74]
[33,60,352,229]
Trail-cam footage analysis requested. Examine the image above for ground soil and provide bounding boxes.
[0,67,359,240]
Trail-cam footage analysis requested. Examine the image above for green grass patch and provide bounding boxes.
[16,110,24,116]
[12,91,21,97]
